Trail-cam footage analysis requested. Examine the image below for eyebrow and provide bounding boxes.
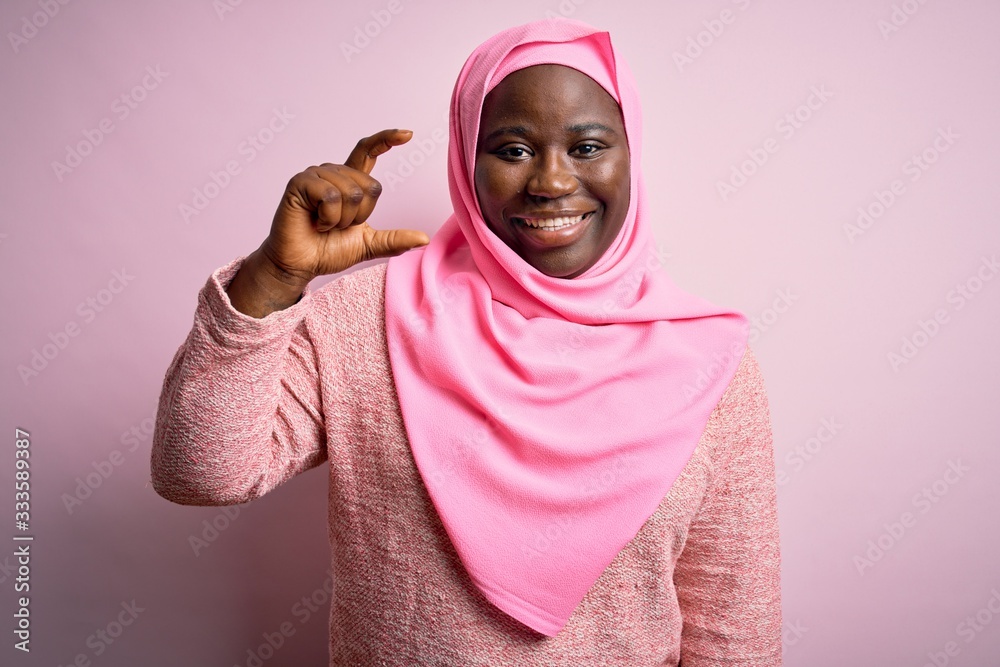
[568,122,618,135]
[483,122,618,143]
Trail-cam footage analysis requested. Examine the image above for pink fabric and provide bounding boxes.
[150,257,783,665]
[383,18,750,635]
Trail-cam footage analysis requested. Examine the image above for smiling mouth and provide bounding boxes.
[512,211,594,230]
[508,210,596,248]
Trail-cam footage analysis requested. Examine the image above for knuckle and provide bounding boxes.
[366,180,383,197]
[345,187,365,205]
[319,188,342,204]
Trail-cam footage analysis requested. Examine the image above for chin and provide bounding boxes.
[527,252,592,279]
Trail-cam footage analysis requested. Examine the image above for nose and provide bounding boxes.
[525,150,577,199]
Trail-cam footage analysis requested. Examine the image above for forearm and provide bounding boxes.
[151,256,324,505]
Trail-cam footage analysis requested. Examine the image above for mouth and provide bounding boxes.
[510,211,596,247]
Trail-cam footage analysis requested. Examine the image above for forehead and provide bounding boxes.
[480,64,622,127]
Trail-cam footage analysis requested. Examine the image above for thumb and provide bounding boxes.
[365,228,431,260]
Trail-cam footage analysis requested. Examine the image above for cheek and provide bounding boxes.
[475,161,521,204]
[591,159,630,208]
[616,163,631,208]
[473,161,488,203]
[474,163,514,231]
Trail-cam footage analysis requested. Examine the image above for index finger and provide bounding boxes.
[344,128,413,175]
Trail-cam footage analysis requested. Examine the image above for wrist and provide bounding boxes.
[224,248,309,319]
[252,245,313,295]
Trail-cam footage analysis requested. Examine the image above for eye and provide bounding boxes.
[494,145,531,160]
[573,143,605,157]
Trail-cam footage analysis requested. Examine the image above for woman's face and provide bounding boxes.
[474,64,630,279]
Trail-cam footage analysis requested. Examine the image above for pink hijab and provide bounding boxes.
[383,18,749,636]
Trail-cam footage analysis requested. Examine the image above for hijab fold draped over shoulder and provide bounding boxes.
[383,17,749,637]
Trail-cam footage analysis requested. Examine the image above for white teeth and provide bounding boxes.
[518,214,587,229]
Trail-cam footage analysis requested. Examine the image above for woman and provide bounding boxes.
[151,17,782,666]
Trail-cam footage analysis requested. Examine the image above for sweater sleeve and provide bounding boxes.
[150,255,328,506]
[673,346,783,666]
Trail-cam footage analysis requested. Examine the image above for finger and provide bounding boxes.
[344,128,413,175]
[295,170,363,231]
[353,176,382,225]
[365,228,431,261]
[315,164,383,226]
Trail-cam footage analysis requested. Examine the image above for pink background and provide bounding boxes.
[2,0,999,665]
